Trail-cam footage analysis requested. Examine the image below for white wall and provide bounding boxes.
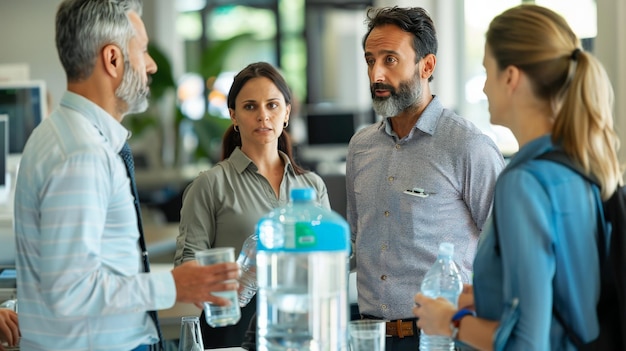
[596,0,626,170]
[0,0,64,106]
[0,0,182,108]
[320,9,370,110]
[1,0,624,169]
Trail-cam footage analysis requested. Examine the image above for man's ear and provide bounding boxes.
[101,44,123,79]
[420,53,436,80]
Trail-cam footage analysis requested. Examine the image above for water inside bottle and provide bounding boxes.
[257,251,348,351]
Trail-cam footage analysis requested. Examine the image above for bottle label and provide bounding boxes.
[295,223,317,248]
[257,220,349,252]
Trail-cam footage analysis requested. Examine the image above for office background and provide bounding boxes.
[0,0,624,342]
[1,0,624,166]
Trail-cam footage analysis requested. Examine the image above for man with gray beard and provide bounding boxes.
[346,6,505,351]
[13,1,239,350]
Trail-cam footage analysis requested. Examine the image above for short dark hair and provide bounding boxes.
[362,6,438,82]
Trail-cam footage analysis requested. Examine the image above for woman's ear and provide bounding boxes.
[229,108,236,125]
[285,104,291,123]
[504,65,521,94]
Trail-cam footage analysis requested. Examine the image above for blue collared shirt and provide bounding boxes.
[474,135,601,350]
[346,95,505,320]
[14,91,176,351]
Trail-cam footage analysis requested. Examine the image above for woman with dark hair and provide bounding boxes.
[174,62,330,348]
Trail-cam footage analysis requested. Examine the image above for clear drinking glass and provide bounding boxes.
[178,316,204,351]
[348,320,386,351]
[195,247,241,327]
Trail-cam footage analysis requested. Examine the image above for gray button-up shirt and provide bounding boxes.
[346,96,505,320]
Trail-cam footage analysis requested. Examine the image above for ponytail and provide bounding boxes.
[552,50,623,199]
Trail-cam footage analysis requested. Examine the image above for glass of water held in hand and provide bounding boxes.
[349,320,386,351]
[195,247,241,327]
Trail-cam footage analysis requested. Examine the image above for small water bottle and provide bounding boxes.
[178,316,204,351]
[419,242,463,351]
[237,233,258,307]
[256,187,351,351]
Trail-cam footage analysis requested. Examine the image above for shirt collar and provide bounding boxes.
[506,134,555,169]
[59,91,130,153]
[229,147,295,175]
[382,95,443,137]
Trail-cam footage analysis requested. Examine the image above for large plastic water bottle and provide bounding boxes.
[419,242,463,351]
[256,187,350,351]
[236,232,258,307]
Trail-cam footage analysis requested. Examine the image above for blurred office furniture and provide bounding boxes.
[320,173,347,219]
[135,163,208,223]
[0,80,48,267]
[0,114,15,276]
[0,80,47,159]
[0,268,16,305]
[293,106,375,220]
[0,115,8,206]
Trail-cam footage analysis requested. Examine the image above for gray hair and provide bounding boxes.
[55,0,143,81]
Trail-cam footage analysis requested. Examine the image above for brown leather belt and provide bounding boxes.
[361,315,418,338]
[384,319,415,338]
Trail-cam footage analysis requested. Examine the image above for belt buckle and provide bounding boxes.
[385,319,414,339]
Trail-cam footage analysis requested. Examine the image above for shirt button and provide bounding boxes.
[395,144,401,149]
[381,244,387,251]
[381,275,387,281]
[388,176,394,182]
[384,211,390,217]
[381,304,388,310]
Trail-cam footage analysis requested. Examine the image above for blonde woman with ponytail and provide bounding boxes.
[412,4,623,351]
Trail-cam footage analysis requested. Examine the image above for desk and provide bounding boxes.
[144,223,179,263]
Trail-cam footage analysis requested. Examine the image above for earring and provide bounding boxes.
[283,121,289,129]
[234,125,240,132]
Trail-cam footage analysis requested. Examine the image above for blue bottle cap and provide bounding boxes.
[290,187,316,202]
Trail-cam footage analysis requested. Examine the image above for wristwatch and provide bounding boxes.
[450,308,476,339]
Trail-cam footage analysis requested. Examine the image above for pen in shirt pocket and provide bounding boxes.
[403,187,434,198]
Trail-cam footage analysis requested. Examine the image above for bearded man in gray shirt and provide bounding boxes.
[346,7,505,351]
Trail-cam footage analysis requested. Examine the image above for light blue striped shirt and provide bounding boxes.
[14,92,176,351]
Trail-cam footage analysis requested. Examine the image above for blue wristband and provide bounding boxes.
[450,308,476,340]
[451,308,476,327]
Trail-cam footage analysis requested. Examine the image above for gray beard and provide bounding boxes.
[116,59,150,117]
[371,75,423,117]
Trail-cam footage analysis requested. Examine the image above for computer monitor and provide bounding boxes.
[0,80,47,154]
[306,110,356,146]
[0,115,10,267]
[296,108,358,166]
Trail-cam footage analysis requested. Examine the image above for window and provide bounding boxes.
[461,0,597,156]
